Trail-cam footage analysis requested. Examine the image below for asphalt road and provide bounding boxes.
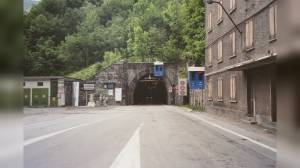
[24,106,276,168]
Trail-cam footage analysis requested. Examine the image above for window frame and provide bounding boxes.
[217,78,223,101]
[230,75,237,102]
[229,0,236,13]
[245,19,254,50]
[217,39,223,63]
[208,79,213,101]
[217,0,223,24]
[208,12,212,32]
[37,82,44,87]
[207,46,212,67]
[269,5,278,41]
[230,31,236,58]
[191,72,196,81]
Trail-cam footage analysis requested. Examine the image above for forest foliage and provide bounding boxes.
[24,0,205,76]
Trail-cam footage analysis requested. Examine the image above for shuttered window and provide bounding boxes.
[217,78,223,100]
[208,46,212,66]
[230,31,236,56]
[245,19,254,49]
[217,0,223,22]
[269,5,278,39]
[208,79,212,100]
[218,40,223,62]
[208,12,212,31]
[230,76,236,100]
[230,0,236,11]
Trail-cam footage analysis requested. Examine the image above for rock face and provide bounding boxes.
[94,62,183,106]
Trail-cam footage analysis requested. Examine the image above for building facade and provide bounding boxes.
[23,76,82,107]
[205,0,279,126]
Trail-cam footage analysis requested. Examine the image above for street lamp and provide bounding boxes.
[206,0,242,34]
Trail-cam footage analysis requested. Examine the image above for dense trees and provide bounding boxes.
[24,0,205,76]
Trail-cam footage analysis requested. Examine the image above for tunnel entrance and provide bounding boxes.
[134,74,167,105]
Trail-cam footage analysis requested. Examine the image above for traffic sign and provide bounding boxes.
[178,78,187,96]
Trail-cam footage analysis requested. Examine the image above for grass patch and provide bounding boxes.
[67,51,122,81]
[179,104,205,112]
[67,62,103,80]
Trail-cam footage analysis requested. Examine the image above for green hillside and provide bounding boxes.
[24,0,205,76]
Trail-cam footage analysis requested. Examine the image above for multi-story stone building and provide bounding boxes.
[205,0,279,126]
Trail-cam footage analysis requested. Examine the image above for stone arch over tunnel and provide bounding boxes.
[127,69,171,105]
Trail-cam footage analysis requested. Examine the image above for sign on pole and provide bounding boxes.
[83,84,95,91]
[168,86,173,93]
[188,67,205,90]
[178,78,187,96]
[108,89,114,96]
[115,88,122,101]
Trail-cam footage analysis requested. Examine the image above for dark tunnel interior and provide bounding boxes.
[133,75,167,105]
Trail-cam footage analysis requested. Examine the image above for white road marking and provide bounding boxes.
[24,116,85,129]
[180,112,277,153]
[24,119,107,146]
[110,123,143,168]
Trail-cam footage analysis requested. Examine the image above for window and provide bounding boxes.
[245,19,254,49]
[217,40,223,63]
[229,0,236,12]
[208,12,212,32]
[198,72,203,81]
[217,0,223,23]
[208,79,213,100]
[191,72,196,81]
[230,76,237,101]
[217,78,223,101]
[230,31,236,57]
[269,5,278,39]
[106,83,115,89]
[37,82,44,86]
[207,47,212,66]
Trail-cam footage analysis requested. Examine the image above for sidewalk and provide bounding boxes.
[175,106,276,152]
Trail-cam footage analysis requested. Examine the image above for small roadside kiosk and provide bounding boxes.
[188,67,205,108]
[23,76,81,107]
